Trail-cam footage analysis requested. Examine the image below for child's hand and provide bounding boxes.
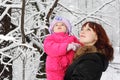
[72,42,80,50]
[67,42,80,51]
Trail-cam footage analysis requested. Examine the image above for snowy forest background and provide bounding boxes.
[0,0,120,80]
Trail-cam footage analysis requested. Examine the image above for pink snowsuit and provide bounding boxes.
[44,32,80,80]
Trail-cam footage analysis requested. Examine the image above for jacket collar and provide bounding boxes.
[74,46,108,71]
[74,46,104,59]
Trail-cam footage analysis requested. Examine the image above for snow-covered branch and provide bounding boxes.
[74,0,116,26]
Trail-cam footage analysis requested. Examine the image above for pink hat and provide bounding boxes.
[49,16,72,34]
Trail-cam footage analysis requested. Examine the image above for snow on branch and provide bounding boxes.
[88,16,113,27]
[0,6,10,21]
[0,0,22,21]
[0,35,15,41]
[0,51,12,59]
[57,3,75,16]
[0,3,22,8]
[74,0,116,26]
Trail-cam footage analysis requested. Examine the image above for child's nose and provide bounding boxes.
[58,25,62,27]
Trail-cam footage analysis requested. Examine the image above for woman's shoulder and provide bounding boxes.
[76,52,108,71]
[76,46,107,63]
[80,52,106,62]
[74,46,109,70]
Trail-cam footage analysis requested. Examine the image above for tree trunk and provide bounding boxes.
[21,0,26,80]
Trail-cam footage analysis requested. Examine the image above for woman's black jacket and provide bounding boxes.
[64,52,108,80]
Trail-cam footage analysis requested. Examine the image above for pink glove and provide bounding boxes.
[67,42,80,51]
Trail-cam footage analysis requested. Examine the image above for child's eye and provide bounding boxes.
[61,23,65,26]
[55,24,58,26]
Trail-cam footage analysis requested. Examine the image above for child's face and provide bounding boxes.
[53,22,67,33]
[79,23,98,46]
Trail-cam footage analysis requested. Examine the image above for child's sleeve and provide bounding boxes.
[73,36,84,46]
[43,36,68,57]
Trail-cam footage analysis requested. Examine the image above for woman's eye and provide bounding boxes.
[87,28,91,31]
[81,28,83,31]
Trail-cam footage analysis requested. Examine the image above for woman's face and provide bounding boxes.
[79,23,98,46]
[53,22,67,33]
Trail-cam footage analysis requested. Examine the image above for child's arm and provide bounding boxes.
[43,36,68,57]
[73,36,84,46]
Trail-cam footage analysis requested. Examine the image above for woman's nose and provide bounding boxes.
[80,30,85,34]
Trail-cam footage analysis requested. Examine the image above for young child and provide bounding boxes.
[44,16,83,80]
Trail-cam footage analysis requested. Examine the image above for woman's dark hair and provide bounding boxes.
[82,21,114,61]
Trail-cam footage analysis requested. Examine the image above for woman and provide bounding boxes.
[64,21,114,80]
